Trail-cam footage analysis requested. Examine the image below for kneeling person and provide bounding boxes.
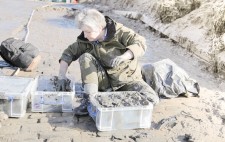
[56,8,159,116]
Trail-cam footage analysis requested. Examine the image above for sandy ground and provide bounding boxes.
[0,1,225,142]
[94,0,225,74]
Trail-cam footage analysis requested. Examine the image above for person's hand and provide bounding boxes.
[56,76,71,91]
[111,56,126,67]
[111,50,134,68]
[56,78,67,91]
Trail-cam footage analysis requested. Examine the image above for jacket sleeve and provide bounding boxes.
[59,42,84,65]
[118,25,147,58]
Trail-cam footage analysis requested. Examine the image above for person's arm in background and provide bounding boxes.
[120,25,147,58]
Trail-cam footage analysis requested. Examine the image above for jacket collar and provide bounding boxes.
[77,16,116,42]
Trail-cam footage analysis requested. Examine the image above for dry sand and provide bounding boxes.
[0,0,225,142]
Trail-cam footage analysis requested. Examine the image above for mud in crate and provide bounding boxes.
[87,91,153,131]
[0,76,34,117]
[31,75,75,112]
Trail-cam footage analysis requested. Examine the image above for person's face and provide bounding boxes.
[81,25,102,42]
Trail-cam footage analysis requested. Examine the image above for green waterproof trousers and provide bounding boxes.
[79,53,159,104]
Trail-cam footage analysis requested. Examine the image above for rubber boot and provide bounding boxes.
[74,83,98,116]
[74,93,89,116]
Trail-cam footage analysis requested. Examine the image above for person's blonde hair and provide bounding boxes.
[76,9,106,31]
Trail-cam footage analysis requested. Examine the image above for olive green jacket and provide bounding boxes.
[60,16,147,89]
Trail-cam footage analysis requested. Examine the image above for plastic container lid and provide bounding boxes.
[0,76,33,93]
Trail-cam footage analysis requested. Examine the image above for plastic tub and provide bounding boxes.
[87,91,153,131]
[31,75,75,112]
[0,76,34,117]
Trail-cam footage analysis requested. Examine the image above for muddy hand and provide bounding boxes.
[56,79,67,91]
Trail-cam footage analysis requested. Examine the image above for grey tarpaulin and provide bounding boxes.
[141,59,200,98]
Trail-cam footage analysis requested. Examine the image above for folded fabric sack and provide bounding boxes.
[0,38,39,69]
[142,58,200,98]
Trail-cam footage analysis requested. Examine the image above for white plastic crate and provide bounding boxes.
[87,91,153,131]
[0,76,33,117]
[31,75,75,112]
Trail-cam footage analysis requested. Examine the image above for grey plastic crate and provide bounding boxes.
[31,75,75,112]
[87,91,153,131]
[0,76,34,117]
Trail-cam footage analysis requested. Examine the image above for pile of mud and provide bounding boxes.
[95,92,150,108]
